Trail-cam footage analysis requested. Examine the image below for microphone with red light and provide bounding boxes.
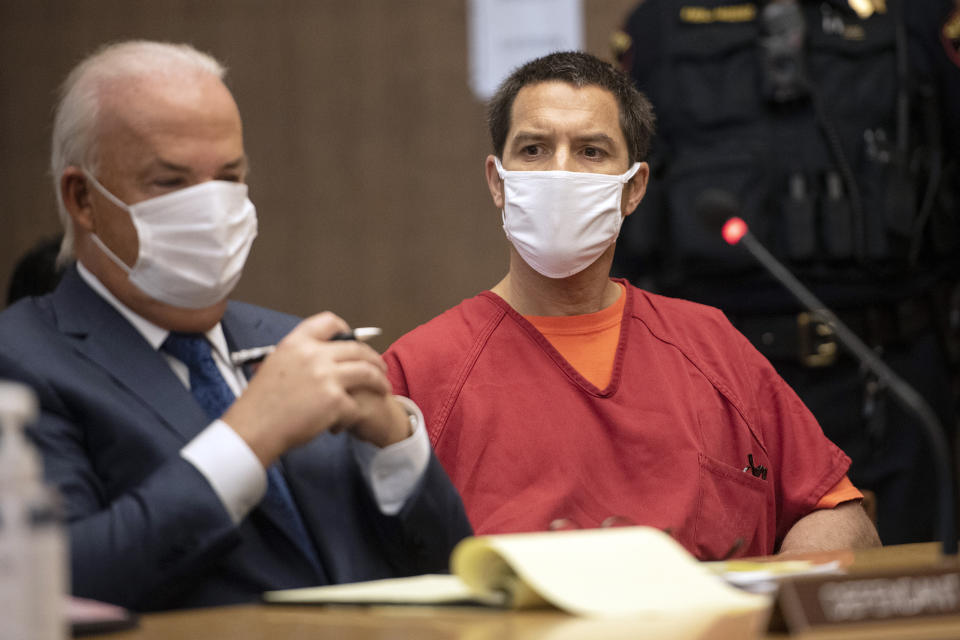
[697,188,957,556]
[721,217,749,246]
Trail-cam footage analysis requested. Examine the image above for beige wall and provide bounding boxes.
[0,0,638,346]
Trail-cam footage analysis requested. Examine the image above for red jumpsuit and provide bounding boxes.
[385,281,851,559]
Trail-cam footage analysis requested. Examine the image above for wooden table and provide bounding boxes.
[85,543,952,640]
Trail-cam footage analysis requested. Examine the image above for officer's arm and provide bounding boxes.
[777,501,881,555]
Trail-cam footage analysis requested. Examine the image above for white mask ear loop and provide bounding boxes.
[82,170,136,274]
[494,157,508,217]
[617,162,643,213]
[84,171,132,211]
[88,235,134,275]
[621,162,642,183]
[494,158,514,241]
[494,156,507,179]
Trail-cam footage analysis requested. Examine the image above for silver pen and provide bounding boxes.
[230,327,382,366]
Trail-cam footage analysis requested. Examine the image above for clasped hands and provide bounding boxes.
[222,312,411,467]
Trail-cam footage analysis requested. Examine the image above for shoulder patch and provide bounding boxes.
[944,8,960,69]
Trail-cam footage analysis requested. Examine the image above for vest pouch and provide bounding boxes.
[807,5,902,262]
[820,171,854,260]
[783,173,817,261]
[663,141,769,273]
[665,1,763,130]
[929,162,960,257]
[858,136,906,261]
[805,6,897,128]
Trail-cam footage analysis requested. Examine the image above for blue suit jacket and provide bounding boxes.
[0,267,471,611]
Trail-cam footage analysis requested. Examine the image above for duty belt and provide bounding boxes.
[731,298,934,368]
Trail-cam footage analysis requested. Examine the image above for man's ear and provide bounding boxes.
[622,162,650,217]
[60,167,96,232]
[485,155,505,209]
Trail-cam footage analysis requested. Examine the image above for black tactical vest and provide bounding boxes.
[615,0,959,307]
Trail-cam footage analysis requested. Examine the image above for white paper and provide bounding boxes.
[264,574,504,607]
[468,0,584,100]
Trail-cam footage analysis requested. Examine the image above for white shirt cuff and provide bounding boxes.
[350,396,431,516]
[180,419,267,524]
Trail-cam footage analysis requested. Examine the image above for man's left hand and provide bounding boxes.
[338,392,413,448]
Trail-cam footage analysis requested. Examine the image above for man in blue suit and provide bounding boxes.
[0,41,471,611]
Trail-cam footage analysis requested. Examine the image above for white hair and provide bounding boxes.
[50,41,226,266]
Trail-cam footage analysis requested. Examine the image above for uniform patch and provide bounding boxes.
[679,3,757,24]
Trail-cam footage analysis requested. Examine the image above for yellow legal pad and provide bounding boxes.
[264,526,772,639]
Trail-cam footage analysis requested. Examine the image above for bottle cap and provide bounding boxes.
[0,381,38,425]
[0,382,41,482]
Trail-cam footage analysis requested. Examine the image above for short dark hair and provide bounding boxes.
[487,51,655,164]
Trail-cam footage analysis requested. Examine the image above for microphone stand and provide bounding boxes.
[727,221,957,556]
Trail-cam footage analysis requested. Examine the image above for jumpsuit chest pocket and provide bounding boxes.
[694,452,771,560]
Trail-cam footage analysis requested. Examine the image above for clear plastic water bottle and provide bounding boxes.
[0,381,67,640]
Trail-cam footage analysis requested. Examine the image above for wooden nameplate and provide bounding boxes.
[772,562,960,638]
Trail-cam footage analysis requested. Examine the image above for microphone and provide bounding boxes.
[696,189,957,556]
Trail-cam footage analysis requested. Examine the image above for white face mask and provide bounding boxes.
[85,173,258,309]
[495,158,641,279]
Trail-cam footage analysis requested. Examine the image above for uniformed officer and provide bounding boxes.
[612,0,960,545]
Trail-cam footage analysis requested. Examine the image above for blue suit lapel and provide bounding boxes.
[220,305,265,352]
[50,269,330,580]
[51,268,210,443]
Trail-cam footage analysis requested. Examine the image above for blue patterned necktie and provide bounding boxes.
[161,332,325,576]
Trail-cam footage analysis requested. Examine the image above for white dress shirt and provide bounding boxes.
[76,263,430,522]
